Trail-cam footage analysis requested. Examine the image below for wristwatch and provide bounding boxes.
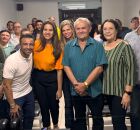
[84,81,88,89]
[124,90,132,96]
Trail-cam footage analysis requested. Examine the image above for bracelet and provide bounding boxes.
[84,81,88,89]
[124,90,132,96]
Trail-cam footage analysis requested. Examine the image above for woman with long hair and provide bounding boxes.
[32,21,63,130]
[60,20,75,129]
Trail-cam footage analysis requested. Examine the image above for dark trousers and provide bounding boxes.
[62,72,74,128]
[130,85,140,130]
[104,95,127,130]
[72,94,104,130]
[0,99,9,120]
[15,91,35,130]
[31,69,59,127]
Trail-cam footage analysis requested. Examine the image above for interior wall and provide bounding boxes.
[0,0,16,30]
[124,0,140,27]
[15,1,59,27]
[0,0,140,30]
[102,0,140,27]
[102,0,125,25]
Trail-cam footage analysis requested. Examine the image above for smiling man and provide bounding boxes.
[3,34,35,130]
[63,17,108,130]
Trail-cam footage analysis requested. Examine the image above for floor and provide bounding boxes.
[32,94,131,130]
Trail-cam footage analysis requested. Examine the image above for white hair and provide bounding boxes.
[74,17,91,28]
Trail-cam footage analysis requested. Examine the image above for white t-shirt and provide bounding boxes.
[3,50,32,99]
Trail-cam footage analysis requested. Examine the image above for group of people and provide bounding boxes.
[0,16,139,130]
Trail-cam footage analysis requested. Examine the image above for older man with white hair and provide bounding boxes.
[63,17,108,130]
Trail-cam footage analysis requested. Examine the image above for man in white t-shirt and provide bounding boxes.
[3,34,35,130]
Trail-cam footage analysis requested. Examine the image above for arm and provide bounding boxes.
[56,69,63,99]
[75,66,103,95]
[121,44,135,109]
[85,66,103,86]
[3,78,20,118]
[0,84,3,99]
[64,66,78,86]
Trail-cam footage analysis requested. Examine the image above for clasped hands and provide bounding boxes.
[74,82,88,96]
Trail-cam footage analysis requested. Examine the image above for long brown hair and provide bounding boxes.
[38,21,62,61]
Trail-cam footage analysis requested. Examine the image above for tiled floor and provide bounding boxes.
[33,94,131,130]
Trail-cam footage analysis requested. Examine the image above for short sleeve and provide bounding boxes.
[55,51,63,70]
[96,43,108,67]
[3,57,16,79]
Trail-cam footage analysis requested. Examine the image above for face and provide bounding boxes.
[36,22,43,30]
[0,31,11,44]
[130,19,139,30]
[27,24,34,33]
[43,24,54,41]
[62,24,73,40]
[75,21,91,41]
[7,22,13,31]
[14,23,22,34]
[103,21,117,42]
[20,38,34,58]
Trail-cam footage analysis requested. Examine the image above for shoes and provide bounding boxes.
[41,128,47,130]
[53,124,59,130]
[41,126,51,130]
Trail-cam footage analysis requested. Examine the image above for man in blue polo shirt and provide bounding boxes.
[62,17,108,130]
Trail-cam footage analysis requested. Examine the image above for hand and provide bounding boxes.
[56,90,62,100]
[10,104,21,119]
[121,93,131,109]
[74,82,87,96]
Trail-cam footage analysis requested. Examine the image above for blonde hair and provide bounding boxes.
[60,20,75,49]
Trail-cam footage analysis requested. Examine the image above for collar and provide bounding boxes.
[72,37,95,47]
[18,49,32,62]
[0,42,12,48]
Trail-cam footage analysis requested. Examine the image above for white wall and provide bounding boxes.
[102,0,140,27]
[0,0,16,30]
[102,0,125,24]
[124,0,140,27]
[16,1,59,27]
[0,0,139,29]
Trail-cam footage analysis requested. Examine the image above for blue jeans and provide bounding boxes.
[15,91,35,130]
[130,85,140,130]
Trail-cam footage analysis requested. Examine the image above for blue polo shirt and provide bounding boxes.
[62,37,108,97]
